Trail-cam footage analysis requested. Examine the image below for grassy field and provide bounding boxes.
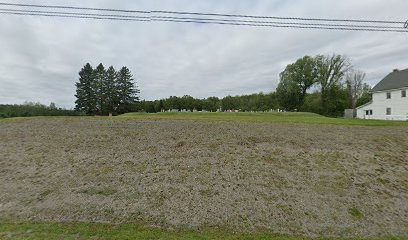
[119,112,408,126]
[0,223,306,240]
[1,113,407,239]
[0,223,404,240]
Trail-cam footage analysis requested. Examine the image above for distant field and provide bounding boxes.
[120,112,408,126]
[0,114,407,239]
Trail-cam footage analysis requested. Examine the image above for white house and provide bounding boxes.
[356,68,408,121]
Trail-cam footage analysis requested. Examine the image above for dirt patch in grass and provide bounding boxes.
[0,117,407,238]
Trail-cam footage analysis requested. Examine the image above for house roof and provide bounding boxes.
[356,101,372,109]
[372,68,408,92]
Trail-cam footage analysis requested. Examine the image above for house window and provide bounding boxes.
[365,110,373,116]
[386,108,391,115]
[402,90,406,98]
[386,92,391,99]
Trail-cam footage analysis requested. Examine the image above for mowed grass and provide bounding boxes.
[2,112,408,126]
[0,223,403,240]
[0,223,302,240]
[119,112,408,126]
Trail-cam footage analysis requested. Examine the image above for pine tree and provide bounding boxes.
[105,66,117,115]
[75,63,140,115]
[94,63,106,115]
[75,63,97,114]
[116,66,140,114]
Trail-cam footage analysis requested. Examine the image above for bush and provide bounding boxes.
[0,112,8,118]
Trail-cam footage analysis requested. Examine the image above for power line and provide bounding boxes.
[153,10,406,25]
[152,16,403,30]
[0,2,406,33]
[0,2,150,14]
[0,11,150,22]
[0,8,402,30]
[0,8,150,20]
[0,2,404,25]
[2,11,406,33]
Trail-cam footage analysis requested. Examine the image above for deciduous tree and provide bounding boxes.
[346,70,366,117]
[315,54,350,114]
[276,56,318,110]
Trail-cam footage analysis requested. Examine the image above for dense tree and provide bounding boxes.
[275,54,374,117]
[221,96,238,111]
[202,97,220,112]
[74,63,139,115]
[94,63,107,115]
[302,92,322,114]
[104,66,118,114]
[133,92,279,113]
[315,54,350,114]
[324,84,350,117]
[0,103,84,118]
[276,56,318,110]
[75,63,97,114]
[356,83,372,107]
[116,66,139,114]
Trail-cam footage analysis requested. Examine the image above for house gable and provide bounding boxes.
[372,68,408,92]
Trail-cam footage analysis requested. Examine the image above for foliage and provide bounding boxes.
[276,56,318,111]
[116,66,140,114]
[324,84,351,117]
[275,54,371,117]
[315,54,351,114]
[75,63,97,114]
[133,92,279,113]
[356,83,373,107]
[0,102,84,119]
[302,92,322,114]
[75,63,139,115]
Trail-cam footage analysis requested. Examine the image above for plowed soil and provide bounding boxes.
[1,117,407,238]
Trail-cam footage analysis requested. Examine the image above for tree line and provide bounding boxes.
[73,54,371,117]
[133,54,371,116]
[75,63,139,115]
[0,102,84,119]
[133,92,280,113]
[276,54,371,116]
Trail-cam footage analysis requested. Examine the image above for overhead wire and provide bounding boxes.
[0,2,406,33]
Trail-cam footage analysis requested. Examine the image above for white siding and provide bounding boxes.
[356,88,408,120]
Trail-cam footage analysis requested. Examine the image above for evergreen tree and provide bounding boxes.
[116,66,140,114]
[94,63,106,115]
[105,66,117,114]
[75,63,140,115]
[75,63,97,114]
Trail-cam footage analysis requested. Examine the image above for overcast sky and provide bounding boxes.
[0,0,407,108]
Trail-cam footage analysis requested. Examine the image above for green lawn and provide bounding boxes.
[119,112,408,126]
[0,223,403,240]
[0,223,305,240]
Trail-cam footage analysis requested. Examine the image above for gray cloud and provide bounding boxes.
[0,0,407,108]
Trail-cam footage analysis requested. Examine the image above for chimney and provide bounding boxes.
[393,69,399,72]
